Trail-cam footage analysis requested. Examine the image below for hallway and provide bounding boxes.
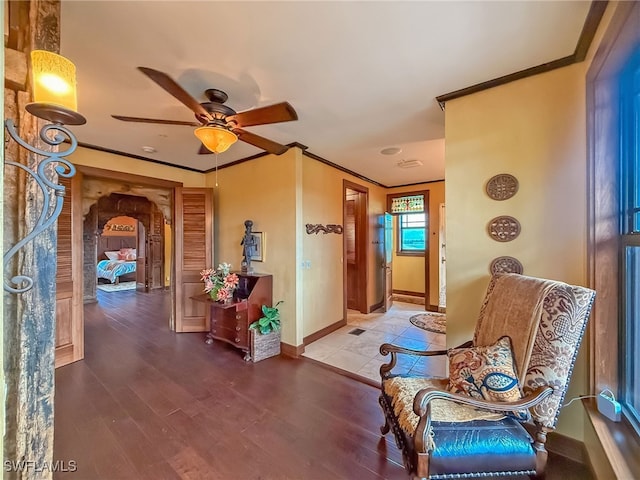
[302,302,447,384]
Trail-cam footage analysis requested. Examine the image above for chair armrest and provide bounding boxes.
[379,343,448,379]
[379,340,472,379]
[411,386,554,453]
[380,343,447,357]
[413,385,554,416]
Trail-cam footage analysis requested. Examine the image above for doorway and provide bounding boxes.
[343,180,368,314]
[86,193,167,300]
[385,190,431,311]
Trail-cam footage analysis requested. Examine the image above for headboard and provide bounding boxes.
[98,235,137,261]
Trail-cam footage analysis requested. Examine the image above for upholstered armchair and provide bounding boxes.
[378,273,595,479]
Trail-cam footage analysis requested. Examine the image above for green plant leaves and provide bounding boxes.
[249,301,283,335]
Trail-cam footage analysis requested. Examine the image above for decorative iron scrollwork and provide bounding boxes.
[4,119,77,293]
[305,224,343,235]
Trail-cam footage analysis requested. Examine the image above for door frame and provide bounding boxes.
[76,165,180,305]
[385,190,431,310]
[343,180,369,316]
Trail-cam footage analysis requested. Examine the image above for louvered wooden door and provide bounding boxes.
[55,173,84,367]
[174,187,213,332]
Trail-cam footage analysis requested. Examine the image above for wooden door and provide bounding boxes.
[383,212,393,312]
[148,205,164,289]
[345,196,358,310]
[174,187,213,332]
[55,172,84,368]
[136,220,147,291]
[343,181,368,314]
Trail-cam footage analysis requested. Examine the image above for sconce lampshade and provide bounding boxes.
[194,126,238,154]
[26,50,86,125]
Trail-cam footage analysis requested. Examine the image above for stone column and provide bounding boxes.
[4,2,62,479]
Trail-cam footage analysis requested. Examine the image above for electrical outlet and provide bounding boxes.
[597,390,621,422]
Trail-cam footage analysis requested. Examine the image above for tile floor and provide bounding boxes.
[303,302,447,383]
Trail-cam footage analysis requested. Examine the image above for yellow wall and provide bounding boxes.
[70,147,206,187]
[301,157,349,336]
[210,149,302,346]
[445,64,588,439]
[388,182,445,306]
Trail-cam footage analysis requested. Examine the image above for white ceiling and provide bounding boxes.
[60,1,591,187]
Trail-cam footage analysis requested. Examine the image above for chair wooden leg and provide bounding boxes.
[532,426,549,479]
[380,418,390,435]
[378,395,390,434]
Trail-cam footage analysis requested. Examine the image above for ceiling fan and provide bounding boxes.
[112,67,298,155]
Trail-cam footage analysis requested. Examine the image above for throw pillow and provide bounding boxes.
[447,336,529,420]
[104,251,119,261]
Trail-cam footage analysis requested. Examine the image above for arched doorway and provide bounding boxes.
[84,193,167,303]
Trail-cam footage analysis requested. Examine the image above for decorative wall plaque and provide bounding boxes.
[305,224,343,235]
[490,256,524,275]
[487,216,521,242]
[486,174,519,201]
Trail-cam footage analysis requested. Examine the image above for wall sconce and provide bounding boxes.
[4,50,86,294]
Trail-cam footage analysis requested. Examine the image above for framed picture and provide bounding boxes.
[252,232,264,262]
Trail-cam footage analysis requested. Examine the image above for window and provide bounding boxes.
[620,48,640,433]
[398,213,426,253]
[387,192,429,256]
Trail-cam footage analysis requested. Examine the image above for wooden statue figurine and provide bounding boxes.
[241,220,256,274]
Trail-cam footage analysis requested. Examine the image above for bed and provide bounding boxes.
[97,249,137,284]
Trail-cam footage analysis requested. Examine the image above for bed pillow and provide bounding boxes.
[104,251,120,261]
[118,248,136,261]
[447,336,529,420]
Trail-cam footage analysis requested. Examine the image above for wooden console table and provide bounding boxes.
[192,273,273,361]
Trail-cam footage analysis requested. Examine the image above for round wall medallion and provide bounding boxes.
[490,256,524,275]
[487,215,521,242]
[486,174,519,201]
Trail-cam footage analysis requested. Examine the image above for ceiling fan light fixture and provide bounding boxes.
[194,125,237,154]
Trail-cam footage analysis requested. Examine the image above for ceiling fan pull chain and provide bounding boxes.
[215,152,219,187]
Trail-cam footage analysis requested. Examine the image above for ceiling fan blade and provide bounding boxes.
[137,67,211,120]
[111,115,200,126]
[234,128,289,155]
[227,102,297,128]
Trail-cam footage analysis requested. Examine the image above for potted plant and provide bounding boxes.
[199,263,239,303]
[249,301,283,362]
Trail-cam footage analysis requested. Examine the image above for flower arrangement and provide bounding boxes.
[200,263,239,303]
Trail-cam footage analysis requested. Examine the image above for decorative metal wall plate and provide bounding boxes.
[487,216,521,242]
[305,224,343,235]
[486,174,519,200]
[490,256,524,275]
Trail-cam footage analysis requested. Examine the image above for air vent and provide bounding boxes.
[397,159,423,168]
[348,328,366,336]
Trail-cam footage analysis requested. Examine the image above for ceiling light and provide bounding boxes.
[397,159,423,168]
[380,147,402,155]
[194,125,237,154]
[142,146,156,153]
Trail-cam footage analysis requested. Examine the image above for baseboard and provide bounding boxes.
[523,424,587,465]
[369,300,384,313]
[281,342,305,358]
[393,289,424,297]
[303,319,346,346]
[427,304,439,312]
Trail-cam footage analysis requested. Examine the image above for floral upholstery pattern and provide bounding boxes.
[523,284,595,428]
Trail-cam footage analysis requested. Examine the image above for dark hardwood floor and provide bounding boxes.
[54,289,593,480]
